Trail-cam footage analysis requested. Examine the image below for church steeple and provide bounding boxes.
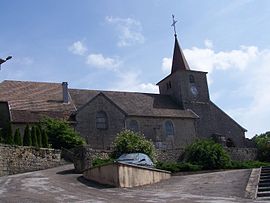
[171,15,190,73]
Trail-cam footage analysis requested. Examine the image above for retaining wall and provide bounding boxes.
[0,144,61,176]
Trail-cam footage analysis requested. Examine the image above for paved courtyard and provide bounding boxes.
[0,164,265,203]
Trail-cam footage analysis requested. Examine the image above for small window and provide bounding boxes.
[189,75,195,83]
[96,111,108,129]
[166,81,172,89]
[165,120,174,136]
[128,120,139,132]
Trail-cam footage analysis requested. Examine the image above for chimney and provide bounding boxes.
[62,82,69,104]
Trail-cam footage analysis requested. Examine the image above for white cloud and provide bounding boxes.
[68,41,88,56]
[204,39,213,49]
[105,16,145,47]
[161,57,171,74]
[111,71,158,93]
[86,54,121,70]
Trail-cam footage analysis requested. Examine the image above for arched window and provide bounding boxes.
[226,138,235,147]
[128,120,139,132]
[96,111,108,129]
[189,75,195,83]
[165,120,174,136]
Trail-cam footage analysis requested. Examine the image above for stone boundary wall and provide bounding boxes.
[0,144,61,176]
[226,148,257,161]
[72,146,258,173]
[73,146,111,173]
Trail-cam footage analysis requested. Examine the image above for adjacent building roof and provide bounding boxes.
[0,80,76,122]
[0,80,198,123]
[69,89,198,118]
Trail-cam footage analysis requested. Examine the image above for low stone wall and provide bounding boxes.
[0,144,61,176]
[156,148,185,162]
[226,148,257,161]
[73,146,111,173]
[73,146,258,173]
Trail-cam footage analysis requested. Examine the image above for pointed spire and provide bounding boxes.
[171,15,190,73]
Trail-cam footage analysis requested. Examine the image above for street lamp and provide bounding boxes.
[0,56,12,70]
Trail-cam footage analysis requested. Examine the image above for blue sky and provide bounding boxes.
[1,0,270,138]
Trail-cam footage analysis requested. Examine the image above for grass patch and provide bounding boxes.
[155,161,202,173]
[228,160,270,169]
[92,158,115,167]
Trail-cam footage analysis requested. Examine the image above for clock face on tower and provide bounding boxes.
[190,85,198,97]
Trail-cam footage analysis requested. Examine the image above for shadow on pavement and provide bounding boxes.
[56,169,77,175]
[77,176,115,189]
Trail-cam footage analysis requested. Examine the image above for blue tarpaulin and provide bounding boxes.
[117,153,154,167]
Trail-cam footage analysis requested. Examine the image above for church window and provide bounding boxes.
[189,75,195,83]
[96,111,108,129]
[128,119,139,132]
[165,120,174,136]
[226,138,235,147]
[166,81,172,89]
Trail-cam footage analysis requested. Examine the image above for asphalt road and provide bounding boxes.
[0,164,265,203]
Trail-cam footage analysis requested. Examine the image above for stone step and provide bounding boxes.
[262,166,270,169]
[258,187,270,192]
[259,182,270,187]
[257,191,270,197]
[259,179,270,183]
[256,196,270,201]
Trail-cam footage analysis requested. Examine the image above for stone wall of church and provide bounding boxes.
[75,94,126,149]
[0,144,61,176]
[126,116,197,149]
[210,103,246,147]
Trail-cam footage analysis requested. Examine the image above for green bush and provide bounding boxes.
[155,161,202,173]
[185,139,231,169]
[41,129,48,148]
[1,123,14,145]
[36,126,42,148]
[41,118,85,149]
[31,126,38,147]
[111,129,156,161]
[253,131,270,162]
[23,124,32,146]
[14,128,22,146]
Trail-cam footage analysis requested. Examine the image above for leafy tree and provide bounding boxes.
[253,131,270,162]
[36,126,42,147]
[23,124,32,146]
[41,118,85,149]
[14,128,22,146]
[41,129,49,148]
[111,129,156,162]
[184,139,231,169]
[31,126,38,147]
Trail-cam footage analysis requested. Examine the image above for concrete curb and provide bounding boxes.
[245,167,261,199]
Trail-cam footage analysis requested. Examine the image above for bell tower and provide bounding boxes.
[157,16,210,109]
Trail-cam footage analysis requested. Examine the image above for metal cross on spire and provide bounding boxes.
[171,14,177,37]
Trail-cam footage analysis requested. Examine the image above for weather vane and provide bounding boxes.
[171,14,177,37]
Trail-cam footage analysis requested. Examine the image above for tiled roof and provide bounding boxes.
[69,89,198,118]
[0,80,198,122]
[0,80,76,122]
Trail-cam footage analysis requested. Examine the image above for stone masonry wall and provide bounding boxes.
[0,144,61,176]
[226,148,257,161]
[72,146,258,173]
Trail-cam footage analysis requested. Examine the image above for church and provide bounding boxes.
[0,33,249,149]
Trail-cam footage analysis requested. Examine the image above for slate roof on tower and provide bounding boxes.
[171,35,190,73]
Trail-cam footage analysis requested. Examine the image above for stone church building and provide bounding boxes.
[0,35,249,149]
